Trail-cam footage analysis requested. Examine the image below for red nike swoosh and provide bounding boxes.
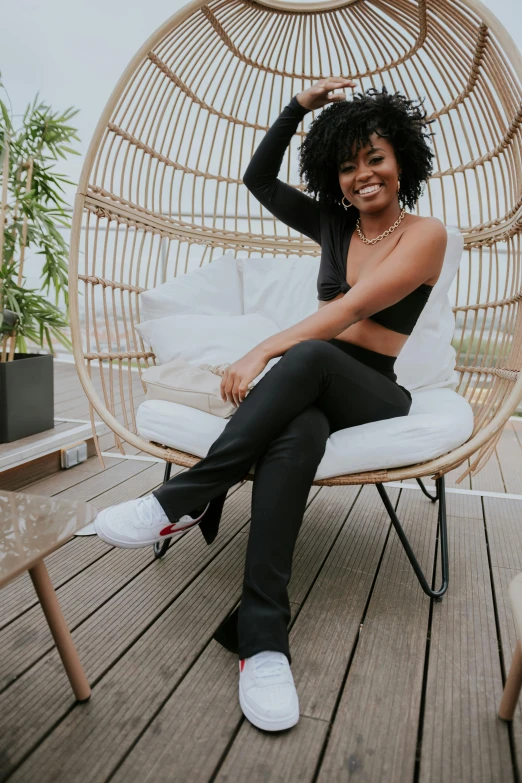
[159,524,181,537]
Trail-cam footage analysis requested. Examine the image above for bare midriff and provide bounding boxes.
[319,215,439,358]
[318,297,408,357]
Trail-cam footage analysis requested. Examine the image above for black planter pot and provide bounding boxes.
[0,353,54,443]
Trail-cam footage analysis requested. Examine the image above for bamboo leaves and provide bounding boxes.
[0,70,80,360]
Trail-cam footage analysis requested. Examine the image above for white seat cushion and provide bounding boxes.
[136,386,474,480]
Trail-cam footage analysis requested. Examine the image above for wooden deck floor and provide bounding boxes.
[1,362,522,782]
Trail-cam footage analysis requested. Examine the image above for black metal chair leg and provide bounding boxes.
[376,476,449,601]
[416,477,438,501]
[163,462,172,483]
[153,462,173,559]
[153,539,171,558]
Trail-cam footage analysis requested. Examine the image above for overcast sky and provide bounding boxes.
[1,0,521,208]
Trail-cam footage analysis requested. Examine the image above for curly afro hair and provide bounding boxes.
[297,85,436,214]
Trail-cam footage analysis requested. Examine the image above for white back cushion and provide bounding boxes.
[238,256,319,329]
[394,226,462,391]
[139,251,243,322]
[135,313,280,366]
[136,225,463,394]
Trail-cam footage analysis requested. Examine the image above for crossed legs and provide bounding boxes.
[153,339,411,663]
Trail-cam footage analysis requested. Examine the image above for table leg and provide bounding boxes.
[499,640,522,721]
[28,559,91,702]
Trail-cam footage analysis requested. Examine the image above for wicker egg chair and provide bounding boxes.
[69,0,522,598]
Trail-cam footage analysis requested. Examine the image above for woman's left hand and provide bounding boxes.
[220,348,269,407]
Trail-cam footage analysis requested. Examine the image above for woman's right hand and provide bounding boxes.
[296,77,358,112]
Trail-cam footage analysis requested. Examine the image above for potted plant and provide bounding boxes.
[0,73,80,443]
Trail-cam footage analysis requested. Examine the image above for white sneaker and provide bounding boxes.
[93,494,210,549]
[239,650,299,731]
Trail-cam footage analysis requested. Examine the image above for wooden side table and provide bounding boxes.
[499,573,522,721]
[0,490,96,702]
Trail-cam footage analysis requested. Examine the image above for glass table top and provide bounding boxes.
[0,491,97,587]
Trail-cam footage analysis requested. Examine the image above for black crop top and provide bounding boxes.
[242,94,434,336]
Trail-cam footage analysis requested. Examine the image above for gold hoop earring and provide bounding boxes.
[397,176,401,193]
[342,196,353,210]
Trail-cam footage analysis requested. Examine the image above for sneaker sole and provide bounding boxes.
[93,504,209,549]
[239,681,299,732]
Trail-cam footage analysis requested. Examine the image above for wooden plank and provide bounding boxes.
[485,496,522,774]
[470,449,505,493]
[316,486,437,782]
[7,482,351,783]
[0,460,183,628]
[0,423,70,459]
[54,362,145,436]
[494,423,522,495]
[0,545,152,692]
[287,485,399,721]
[0,484,254,777]
[57,390,145,420]
[402,462,472,490]
[0,475,243,691]
[0,536,110,631]
[19,454,126,496]
[80,461,164,510]
[0,422,77,470]
[109,485,387,783]
[218,715,329,782]
[5,487,346,780]
[420,495,512,782]
[5,525,251,780]
[492,566,522,774]
[94,430,145,455]
[53,380,85,399]
[0,482,521,781]
[53,381,87,404]
[0,468,235,690]
[113,649,326,783]
[486,497,522,570]
[0,460,176,688]
[38,456,160,506]
[508,417,522,441]
[211,486,403,783]
[0,438,98,491]
[56,394,144,428]
[444,490,483,520]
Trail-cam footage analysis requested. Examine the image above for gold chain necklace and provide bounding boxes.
[356,208,406,245]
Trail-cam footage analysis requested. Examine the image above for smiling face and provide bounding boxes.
[338,131,401,211]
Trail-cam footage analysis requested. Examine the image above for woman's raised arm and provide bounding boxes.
[242,95,324,243]
[242,80,356,245]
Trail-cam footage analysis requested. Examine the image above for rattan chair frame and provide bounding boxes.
[68,0,522,590]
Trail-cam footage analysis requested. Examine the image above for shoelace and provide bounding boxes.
[253,652,287,679]
[133,496,207,530]
[133,496,167,529]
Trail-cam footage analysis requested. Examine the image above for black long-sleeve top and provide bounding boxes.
[242,94,433,335]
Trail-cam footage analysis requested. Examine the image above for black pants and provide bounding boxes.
[153,338,412,664]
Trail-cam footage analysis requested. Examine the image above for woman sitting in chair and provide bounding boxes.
[94,78,447,733]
